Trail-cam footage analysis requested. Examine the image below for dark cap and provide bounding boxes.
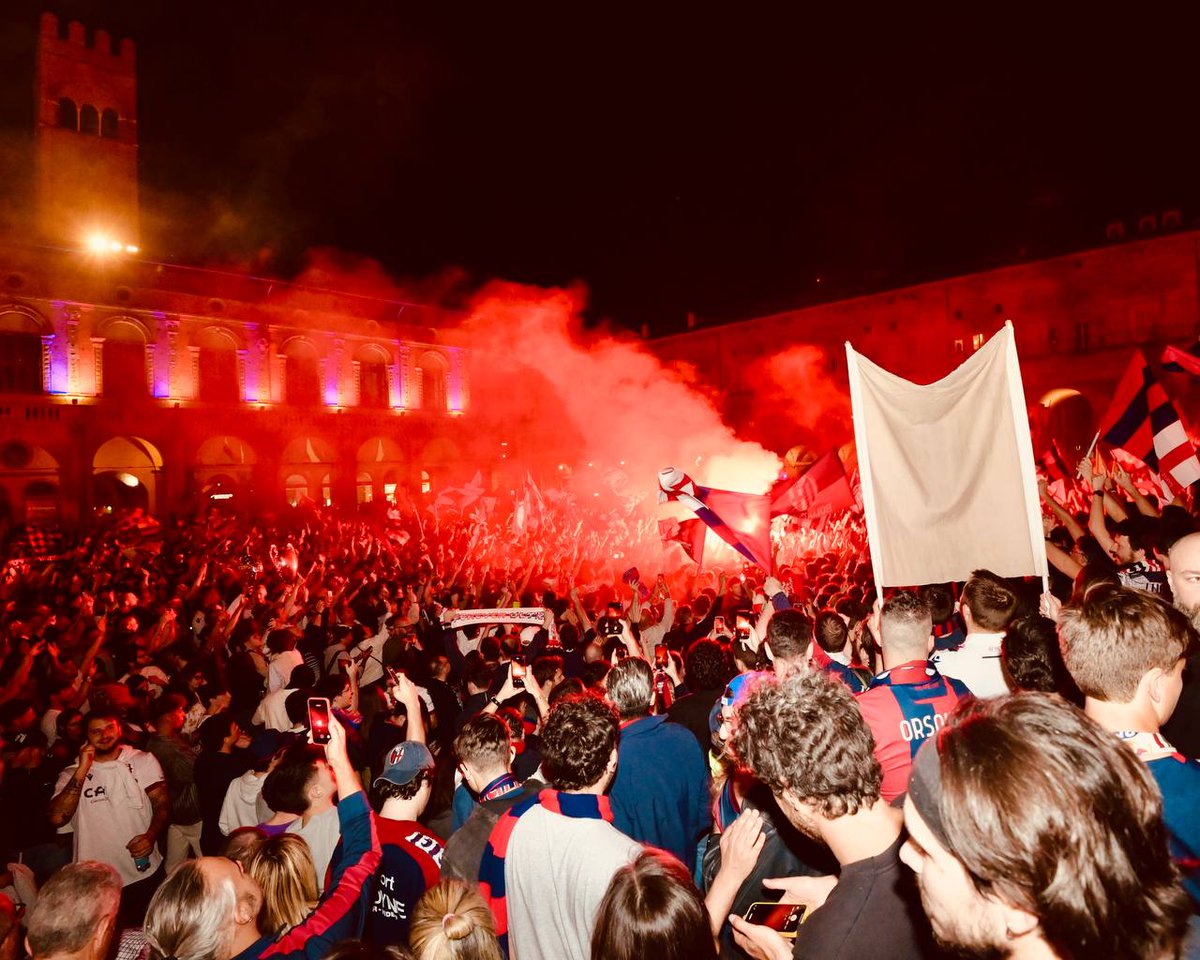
[373,741,435,788]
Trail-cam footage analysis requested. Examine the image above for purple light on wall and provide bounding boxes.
[48,351,67,394]
[153,370,170,398]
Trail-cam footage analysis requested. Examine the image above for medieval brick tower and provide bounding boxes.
[34,12,139,248]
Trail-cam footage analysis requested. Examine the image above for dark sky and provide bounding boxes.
[6,3,1200,332]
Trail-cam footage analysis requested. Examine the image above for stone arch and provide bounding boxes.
[96,315,151,342]
[1037,388,1095,462]
[0,304,50,335]
[356,436,405,504]
[195,435,257,501]
[0,441,61,523]
[92,436,163,514]
[281,436,336,507]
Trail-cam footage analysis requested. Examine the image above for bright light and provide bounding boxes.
[84,234,139,256]
[116,472,139,487]
[210,493,233,501]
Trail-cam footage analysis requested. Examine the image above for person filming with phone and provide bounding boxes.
[142,713,380,960]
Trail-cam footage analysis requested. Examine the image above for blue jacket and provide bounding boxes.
[609,714,711,869]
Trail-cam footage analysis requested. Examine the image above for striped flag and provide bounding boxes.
[658,468,773,571]
[1162,341,1200,377]
[1099,351,1200,495]
[769,449,855,519]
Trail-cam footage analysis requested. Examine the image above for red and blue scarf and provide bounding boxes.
[478,788,613,956]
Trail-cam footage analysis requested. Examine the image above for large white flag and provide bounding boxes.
[846,321,1046,588]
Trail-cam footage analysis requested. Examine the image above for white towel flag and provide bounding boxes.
[846,321,1047,588]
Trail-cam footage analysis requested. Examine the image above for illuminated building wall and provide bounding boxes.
[653,228,1200,459]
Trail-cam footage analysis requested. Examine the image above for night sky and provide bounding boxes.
[4,2,1200,332]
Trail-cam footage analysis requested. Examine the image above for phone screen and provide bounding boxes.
[743,902,806,936]
[713,616,727,635]
[308,697,332,744]
[511,657,526,688]
[655,644,668,668]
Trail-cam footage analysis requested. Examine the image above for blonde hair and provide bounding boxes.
[410,881,502,960]
[245,834,319,935]
[144,862,237,960]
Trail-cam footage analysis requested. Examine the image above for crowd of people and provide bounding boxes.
[0,458,1198,960]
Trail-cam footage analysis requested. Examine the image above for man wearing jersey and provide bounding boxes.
[929,570,1016,698]
[366,740,444,946]
[857,592,970,802]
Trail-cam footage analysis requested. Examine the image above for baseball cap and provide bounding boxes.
[373,741,435,788]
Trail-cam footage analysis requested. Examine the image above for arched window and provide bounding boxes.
[79,105,99,135]
[199,346,239,402]
[57,97,78,130]
[100,108,118,139]
[0,332,43,394]
[421,364,446,412]
[285,474,308,507]
[284,341,321,406]
[356,471,374,504]
[103,341,147,399]
[356,347,391,409]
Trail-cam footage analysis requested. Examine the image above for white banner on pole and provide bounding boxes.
[846,321,1047,588]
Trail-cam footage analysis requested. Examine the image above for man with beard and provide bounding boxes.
[726,671,941,960]
[1166,530,1200,756]
[48,711,170,927]
[901,693,1188,960]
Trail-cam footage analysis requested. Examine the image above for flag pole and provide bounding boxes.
[1001,321,1051,595]
[845,341,886,593]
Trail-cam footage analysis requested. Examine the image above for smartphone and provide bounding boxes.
[743,902,806,937]
[655,644,668,668]
[308,697,332,744]
[736,615,751,642]
[511,656,526,689]
[713,616,727,636]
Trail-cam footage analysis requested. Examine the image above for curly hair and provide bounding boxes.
[685,639,735,692]
[539,693,618,792]
[937,693,1189,959]
[730,671,881,818]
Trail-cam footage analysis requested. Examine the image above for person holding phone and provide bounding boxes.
[726,672,937,960]
[143,715,381,960]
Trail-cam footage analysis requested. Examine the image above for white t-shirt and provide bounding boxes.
[54,745,165,886]
[505,805,641,960]
[931,632,1009,699]
[268,649,303,692]
[41,707,62,746]
[350,625,389,687]
[286,805,341,893]
[253,688,294,732]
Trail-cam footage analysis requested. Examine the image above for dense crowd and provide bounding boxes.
[0,461,1199,960]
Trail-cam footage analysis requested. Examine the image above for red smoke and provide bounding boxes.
[753,344,852,453]
[465,282,781,503]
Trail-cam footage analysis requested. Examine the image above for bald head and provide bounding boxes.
[1168,532,1200,625]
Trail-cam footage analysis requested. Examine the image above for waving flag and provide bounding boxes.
[1162,341,1200,378]
[657,517,707,566]
[1099,351,1200,495]
[770,449,856,519]
[658,468,772,571]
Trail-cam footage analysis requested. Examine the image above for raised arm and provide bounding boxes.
[1039,479,1085,541]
